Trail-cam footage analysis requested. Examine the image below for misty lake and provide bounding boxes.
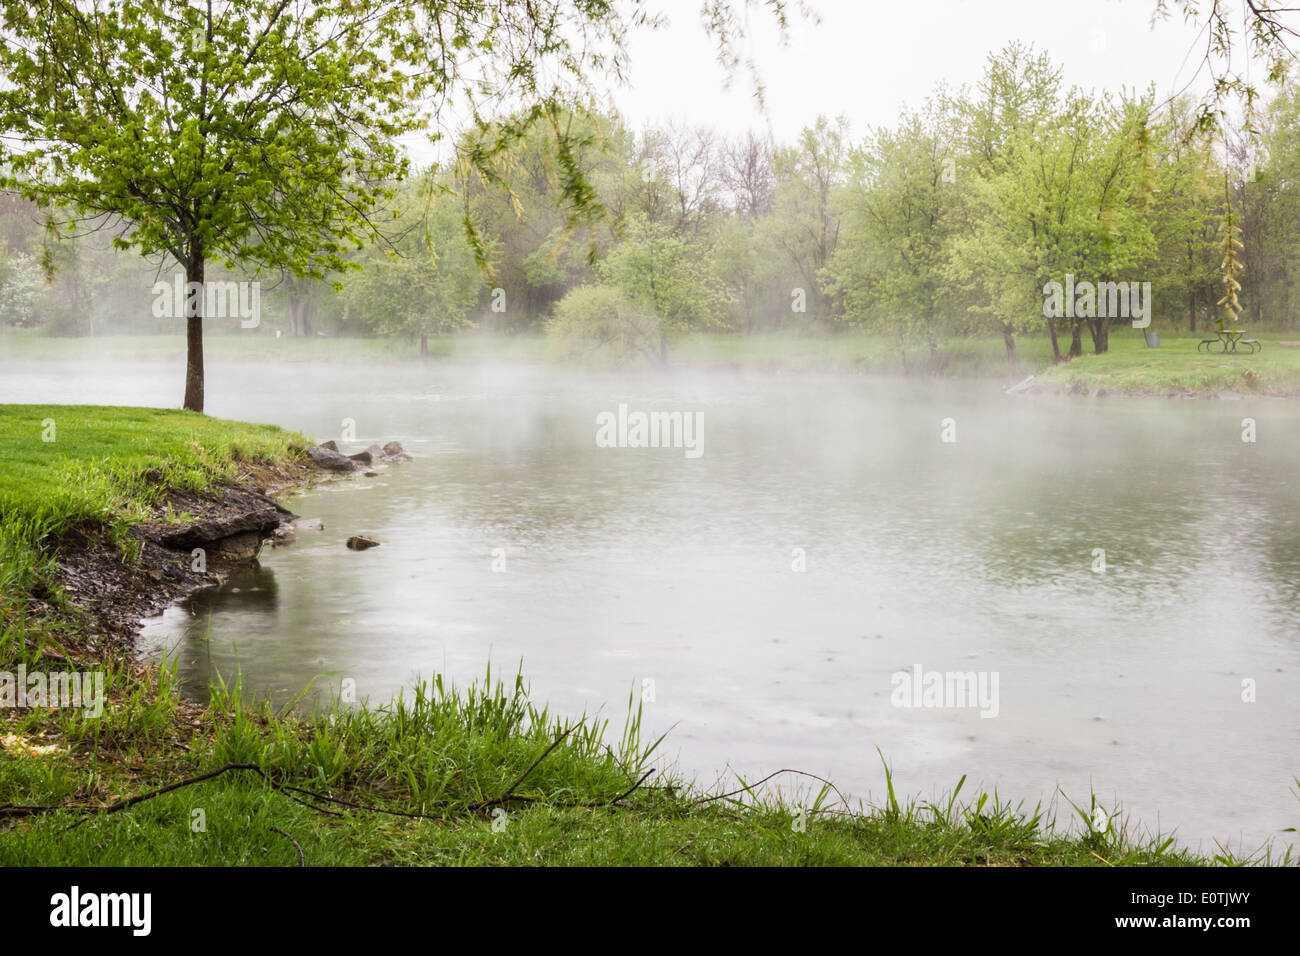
[4,350,1297,853]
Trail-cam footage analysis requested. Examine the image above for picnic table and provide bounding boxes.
[1198,329,1261,354]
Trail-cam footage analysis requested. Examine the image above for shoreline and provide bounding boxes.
[52,443,410,663]
[52,462,319,660]
[1002,373,1300,400]
[0,404,1277,866]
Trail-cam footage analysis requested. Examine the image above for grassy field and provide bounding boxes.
[1033,329,1300,396]
[0,405,1259,866]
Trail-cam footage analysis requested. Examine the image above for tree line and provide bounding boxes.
[3,43,1299,366]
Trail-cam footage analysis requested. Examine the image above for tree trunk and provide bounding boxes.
[183,246,204,413]
[288,291,315,336]
[1046,315,1062,362]
[1188,291,1196,332]
[420,334,428,355]
[1002,326,1016,361]
[1094,318,1109,355]
[1067,320,1082,359]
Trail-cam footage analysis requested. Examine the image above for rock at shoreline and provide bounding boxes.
[215,530,266,561]
[57,438,406,650]
[382,441,412,461]
[364,441,412,462]
[306,444,356,471]
[143,494,281,554]
[272,516,326,548]
[307,440,410,473]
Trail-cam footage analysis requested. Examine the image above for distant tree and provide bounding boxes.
[1151,2,1300,318]
[548,284,661,363]
[720,131,776,220]
[549,216,729,362]
[341,184,483,352]
[826,95,964,365]
[712,215,786,333]
[948,49,1157,360]
[462,107,627,329]
[1148,99,1225,333]
[1238,78,1300,328]
[770,116,848,323]
[0,251,42,327]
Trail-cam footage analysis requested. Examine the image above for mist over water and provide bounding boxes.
[4,349,1297,854]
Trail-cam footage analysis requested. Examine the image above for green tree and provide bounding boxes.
[549,216,729,362]
[826,96,964,365]
[341,182,483,352]
[1148,98,1225,332]
[0,0,430,409]
[949,77,1156,360]
[1239,78,1300,328]
[462,107,628,329]
[770,116,848,323]
[0,250,41,327]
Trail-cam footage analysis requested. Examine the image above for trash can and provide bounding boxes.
[1144,331,1159,348]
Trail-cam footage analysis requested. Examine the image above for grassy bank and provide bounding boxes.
[0,667,1233,866]
[0,405,305,662]
[1033,329,1300,396]
[0,406,1263,865]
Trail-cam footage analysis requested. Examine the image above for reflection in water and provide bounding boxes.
[189,563,280,614]
[159,563,282,694]
[4,355,1297,856]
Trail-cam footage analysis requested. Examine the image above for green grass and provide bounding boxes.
[0,404,1282,866]
[0,663,1238,867]
[1034,328,1300,396]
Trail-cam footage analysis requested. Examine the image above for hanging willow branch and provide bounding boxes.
[1216,171,1245,328]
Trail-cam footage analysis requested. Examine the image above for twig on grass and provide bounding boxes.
[270,826,305,867]
[471,726,575,811]
[690,768,851,812]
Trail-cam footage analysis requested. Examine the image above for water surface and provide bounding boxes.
[4,350,1296,854]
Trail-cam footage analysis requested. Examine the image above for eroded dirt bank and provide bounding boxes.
[43,441,409,659]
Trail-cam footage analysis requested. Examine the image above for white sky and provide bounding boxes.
[612,0,1226,140]
[401,0,1255,162]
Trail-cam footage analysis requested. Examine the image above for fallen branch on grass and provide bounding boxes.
[0,747,659,834]
[470,726,574,811]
